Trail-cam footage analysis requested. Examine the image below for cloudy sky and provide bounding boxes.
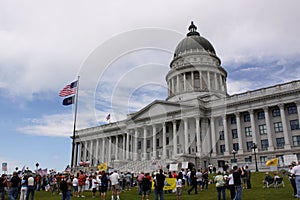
[1,0,300,172]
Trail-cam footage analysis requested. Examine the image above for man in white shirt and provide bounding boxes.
[109,171,120,200]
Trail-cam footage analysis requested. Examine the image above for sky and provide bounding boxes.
[1,0,300,173]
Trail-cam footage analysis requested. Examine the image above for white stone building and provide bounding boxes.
[72,22,300,171]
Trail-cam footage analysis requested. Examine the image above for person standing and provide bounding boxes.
[233,166,244,200]
[175,172,183,200]
[227,170,235,200]
[187,167,197,195]
[19,175,28,200]
[72,174,79,198]
[8,172,21,200]
[78,171,86,198]
[289,162,297,197]
[100,171,108,200]
[214,171,226,200]
[109,170,120,200]
[0,174,7,200]
[154,169,165,200]
[141,173,151,200]
[291,161,300,198]
[26,174,35,200]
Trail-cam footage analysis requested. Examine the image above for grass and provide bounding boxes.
[25,172,295,200]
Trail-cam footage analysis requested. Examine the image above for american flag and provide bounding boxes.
[59,81,77,97]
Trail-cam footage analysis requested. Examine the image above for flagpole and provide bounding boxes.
[71,76,80,169]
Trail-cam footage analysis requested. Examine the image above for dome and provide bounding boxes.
[174,21,216,57]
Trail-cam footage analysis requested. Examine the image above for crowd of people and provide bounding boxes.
[1,161,298,200]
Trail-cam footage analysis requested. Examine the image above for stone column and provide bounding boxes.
[115,136,118,160]
[83,140,87,162]
[177,75,180,93]
[108,137,112,162]
[210,117,217,157]
[207,72,211,90]
[264,107,274,151]
[214,73,218,91]
[279,104,291,149]
[152,125,157,159]
[134,129,138,161]
[172,120,177,157]
[183,73,186,92]
[235,112,244,154]
[195,117,201,155]
[171,78,174,95]
[249,110,258,145]
[223,115,230,156]
[126,132,130,160]
[162,123,167,159]
[143,126,147,160]
[95,139,99,165]
[296,102,300,123]
[101,138,105,162]
[184,118,189,154]
[122,134,126,160]
[200,71,202,90]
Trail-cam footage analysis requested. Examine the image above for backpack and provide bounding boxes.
[60,180,68,191]
[142,177,150,190]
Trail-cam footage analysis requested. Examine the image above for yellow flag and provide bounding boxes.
[98,162,108,171]
[266,158,279,166]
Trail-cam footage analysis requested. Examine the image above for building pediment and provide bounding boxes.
[128,100,193,121]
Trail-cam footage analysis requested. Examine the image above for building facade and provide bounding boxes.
[73,22,300,171]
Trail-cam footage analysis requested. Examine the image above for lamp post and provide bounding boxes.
[232,149,236,163]
[252,143,259,172]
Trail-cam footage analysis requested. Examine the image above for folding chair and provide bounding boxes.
[274,178,285,188]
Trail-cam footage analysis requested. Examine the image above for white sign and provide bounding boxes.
[181,162,188,169]
[283,155,298,166]
[169,164,178,171]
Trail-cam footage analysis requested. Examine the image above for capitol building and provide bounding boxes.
[72,22,300,171]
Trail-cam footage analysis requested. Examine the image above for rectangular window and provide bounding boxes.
[261,139,269,150]
[293,136,300,146]
[245,127,252,137]
[156,138,159,147]
[138,141,142,149]
[233,143,239,151]
[288,105,297,114]
[219,131,224,140]
[276,137,285,149]
[274,122,283,133]
[259,124,267,135]
[166,126,169,133]
[290,119,300,130]
[245,157,252,163]
[166,137,169,145]
[246,141,253,151]
[258,111,265,120]
[260,156,268,164]
[147,140,151,148]
[220,145,225,153]
[231,116,236,124]
[232,129,238,139]
[272,108,281,117]
[244,113,250,122]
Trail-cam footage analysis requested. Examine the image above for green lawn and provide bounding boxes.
[28,172,295,200]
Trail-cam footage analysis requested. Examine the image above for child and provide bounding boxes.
[176,172,183,200]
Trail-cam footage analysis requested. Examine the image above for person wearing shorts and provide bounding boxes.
[100,171,108,200]
[78,171,86,197]
[109,171,120,200]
